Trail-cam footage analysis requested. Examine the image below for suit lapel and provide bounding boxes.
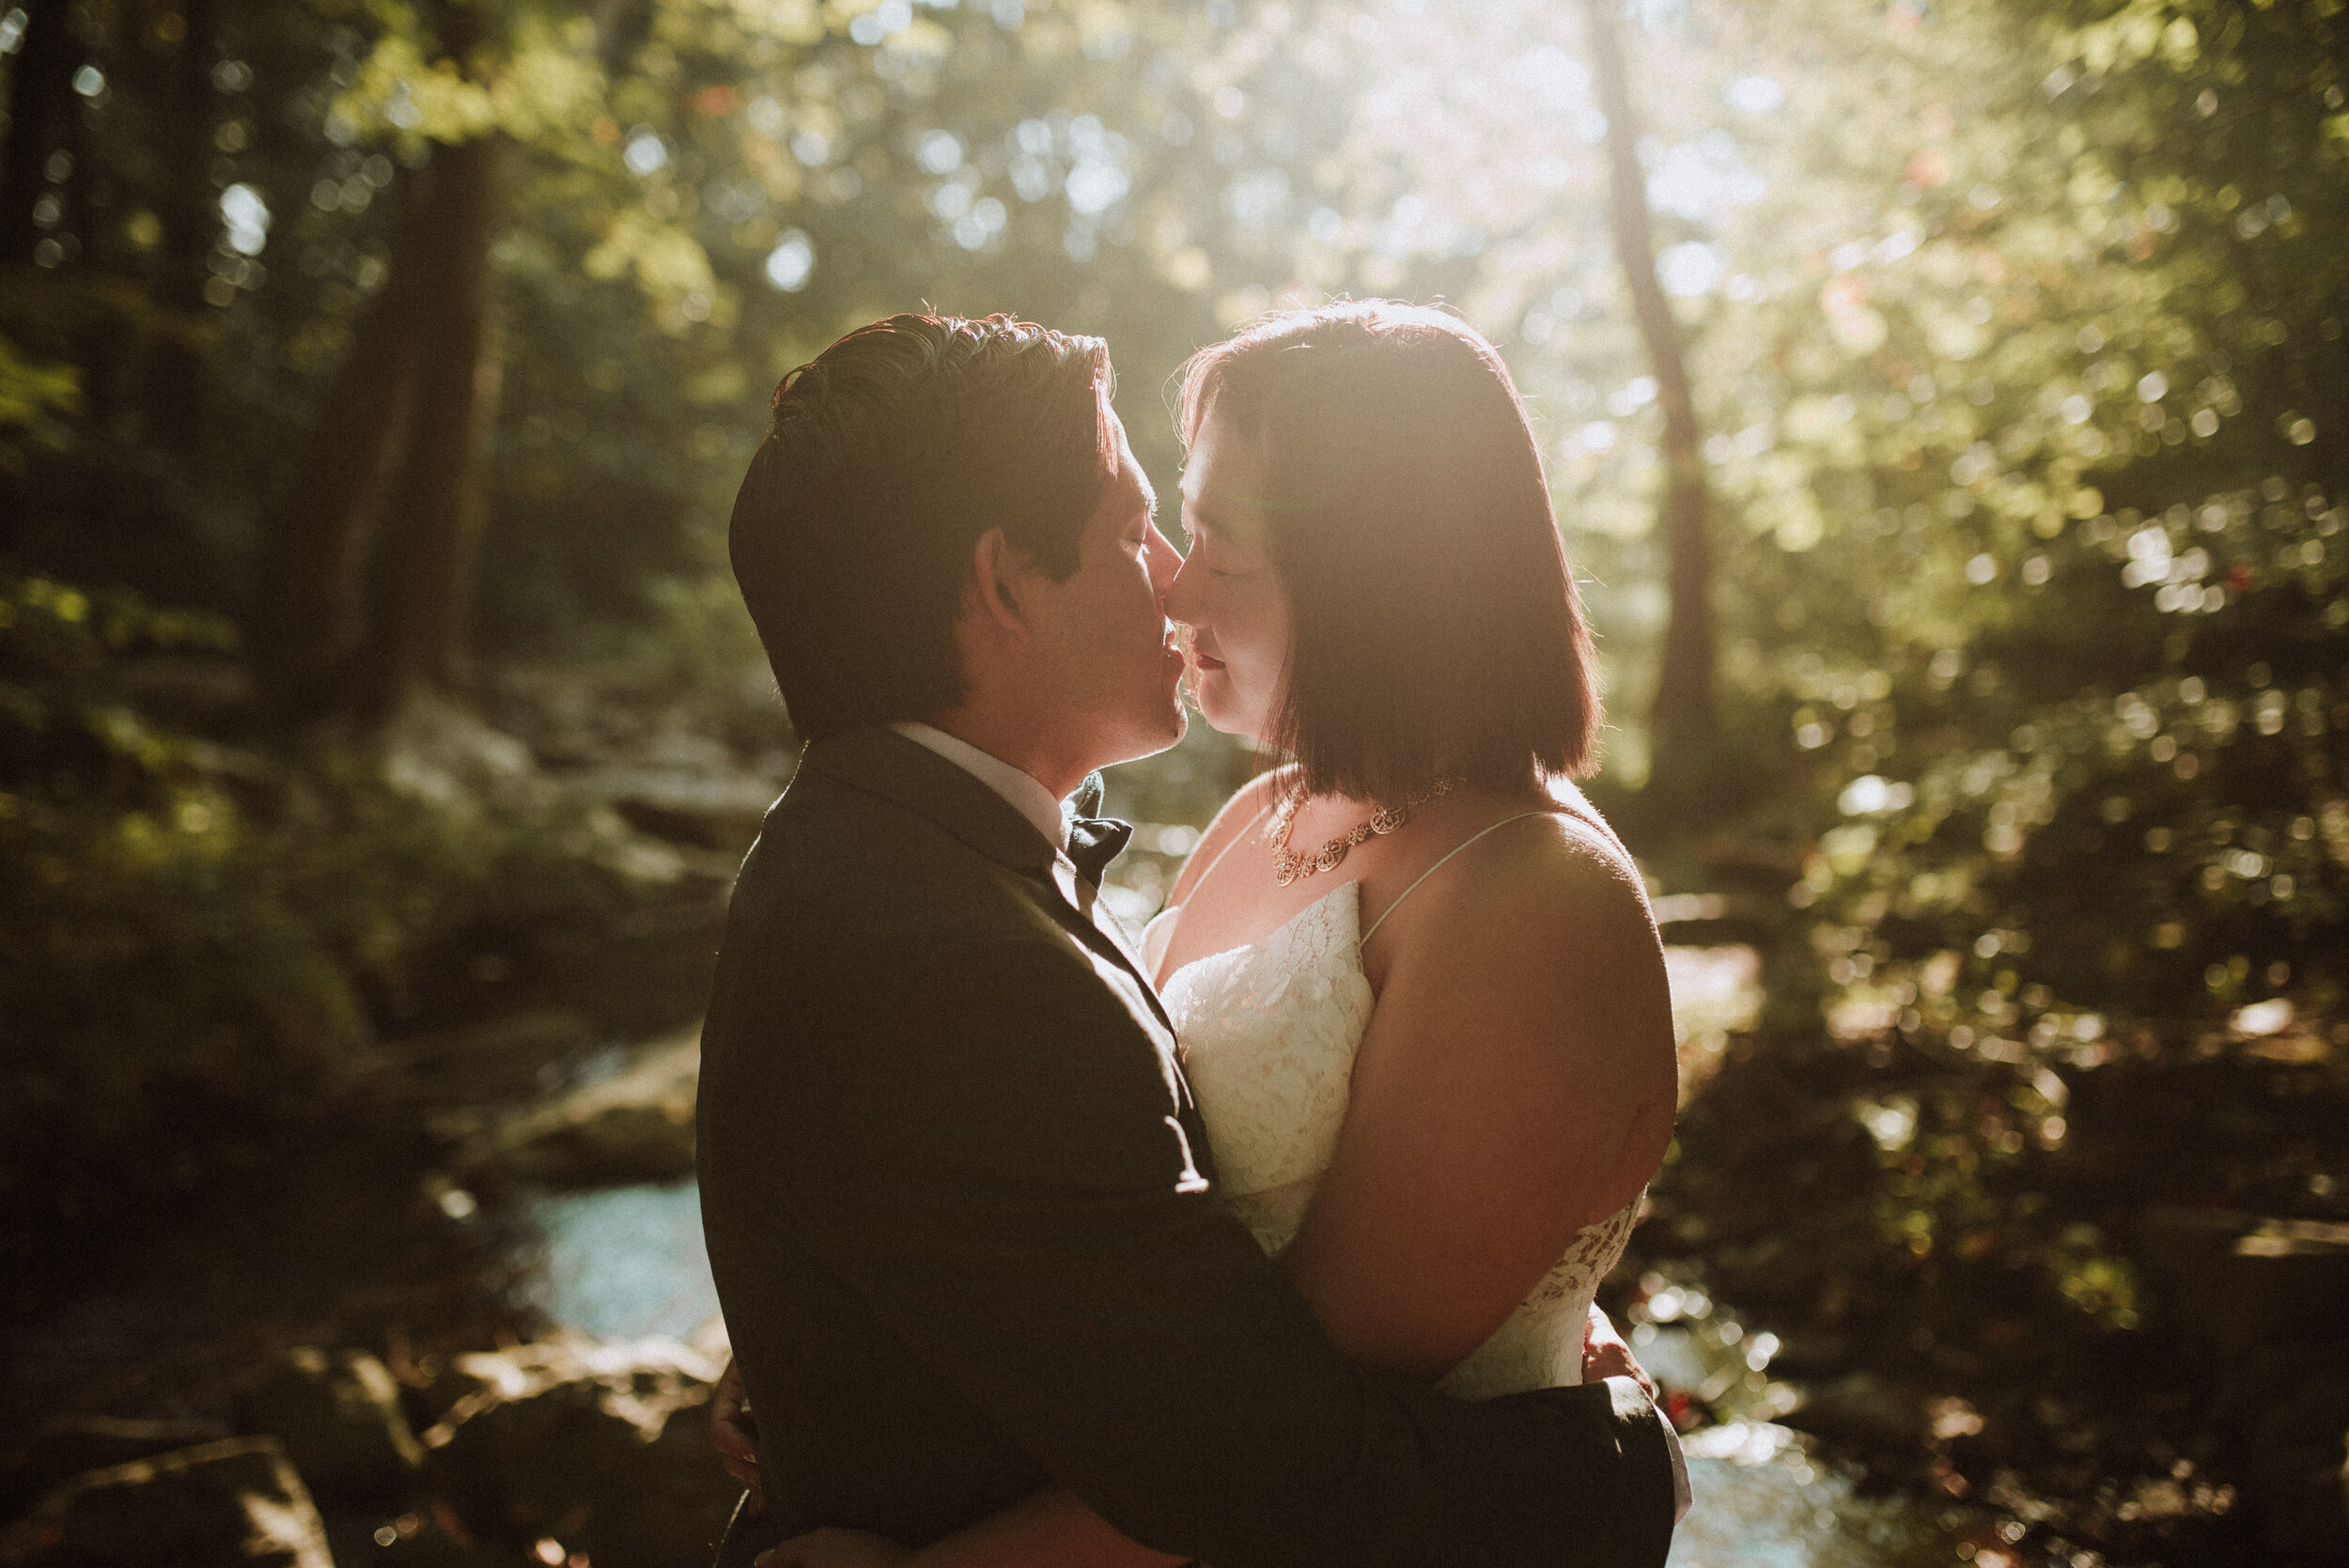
[1042,854,1172,1032]
[799,728,1172,1031]
[799,727,1059,874]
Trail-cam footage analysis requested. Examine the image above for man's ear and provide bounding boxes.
[970,527,1032,638]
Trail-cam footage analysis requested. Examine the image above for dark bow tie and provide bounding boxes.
[1065,815,1133,888]
[1062,770,1128,887]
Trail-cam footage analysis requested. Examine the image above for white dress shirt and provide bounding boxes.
[889,722,1068,851]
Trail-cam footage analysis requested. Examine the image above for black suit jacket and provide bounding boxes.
[696,726,1674,1567]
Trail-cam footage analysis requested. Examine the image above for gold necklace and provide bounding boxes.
[1268,777,1462,887]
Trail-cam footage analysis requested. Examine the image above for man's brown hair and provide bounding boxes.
[730,313,1114,741]
[1176,300,1600,801]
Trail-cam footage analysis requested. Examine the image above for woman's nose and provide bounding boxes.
[1162,555,1207,627]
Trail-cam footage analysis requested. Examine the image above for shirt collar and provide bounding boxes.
[888,722,1068,850]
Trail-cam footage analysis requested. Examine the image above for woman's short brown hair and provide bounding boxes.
[1175,300,1599,802]
[730,313,1113,742]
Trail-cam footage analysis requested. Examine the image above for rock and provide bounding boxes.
[2136,1208,2349,1358]
[320,1503,505,1568]
[377,691,547,815]
[1755,1332,1851,1381]
[424,1335,738,1568]
[2140,1216,2349,1558]
[1775,1373,1932,1452]
[565,765,778,853]
[378,1009,604,1117]
[0,1417,231,1523]
[2243,1367,2349,1560]
[235,1347,426,1510]
[455,1025,701,1188]
[0,1436,332,1568]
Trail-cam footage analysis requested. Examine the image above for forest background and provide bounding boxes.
[2,0,2344,1563]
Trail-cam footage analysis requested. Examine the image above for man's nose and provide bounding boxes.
[1146,521,1181,606]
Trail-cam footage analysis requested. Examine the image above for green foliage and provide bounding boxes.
[1656,1008,2345,1545]
[1712,0,2349,1065]
[0,335,79,474]
[0,567,643,1262]
[6,0,2345,1545]
[1595,1,2349,1551]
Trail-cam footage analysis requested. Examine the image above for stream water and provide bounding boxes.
[519,1181,723,1344]
[519,1180,1969,1568]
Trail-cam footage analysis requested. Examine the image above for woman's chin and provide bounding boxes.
[1191,693,1266,741]
[1184,662,1272,737]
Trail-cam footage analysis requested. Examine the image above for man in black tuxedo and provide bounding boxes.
[697,313,1675,1567]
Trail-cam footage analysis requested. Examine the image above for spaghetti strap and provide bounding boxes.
[1360,810,1557,945]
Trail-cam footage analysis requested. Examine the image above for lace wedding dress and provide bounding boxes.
[1140,873,1642,1400]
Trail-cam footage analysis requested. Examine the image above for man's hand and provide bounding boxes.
[755,1528,912,1568]
[1582,1302,1657,1402]
[710,1355,765,1515]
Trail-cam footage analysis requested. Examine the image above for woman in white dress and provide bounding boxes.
[765,300,1680,1565]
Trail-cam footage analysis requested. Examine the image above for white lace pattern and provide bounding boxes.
[1143,880,1642,1399]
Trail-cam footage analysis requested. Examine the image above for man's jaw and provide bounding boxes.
[1084,706,1189,779]
[1141,637,1193,754]
[1052,660,1190,787]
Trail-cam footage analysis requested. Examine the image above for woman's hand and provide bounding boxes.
[1582,1302,1657,1401]
[710,1355,764,1514]
[755,1528,913,1568]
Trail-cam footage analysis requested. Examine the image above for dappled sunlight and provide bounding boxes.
[4,0,2344,1560]
[1664,941,1762,1104]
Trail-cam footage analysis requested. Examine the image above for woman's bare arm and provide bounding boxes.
[1281,815,1678,1379]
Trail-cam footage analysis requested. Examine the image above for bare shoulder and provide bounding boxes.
[1527,808,1653,924]
[1371,803,1669,1045]
[1408,804,1657,957]
[1169,763,1295,906]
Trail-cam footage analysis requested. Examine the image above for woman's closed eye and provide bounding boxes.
[1180,516,1251,578]
[1187,541,1245,579]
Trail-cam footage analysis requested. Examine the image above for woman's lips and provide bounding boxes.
[1193,650,1226,672]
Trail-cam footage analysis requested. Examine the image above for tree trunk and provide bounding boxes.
[1581,0,1719,802]
[371,131,518,701]
[245,259,422,716]
[246,122,515,722]
[0,0,86,267]
[148,0,219,456]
